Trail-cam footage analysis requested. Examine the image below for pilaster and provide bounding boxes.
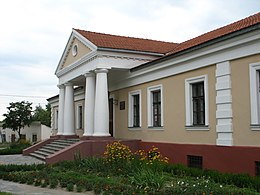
[215,61,233,146]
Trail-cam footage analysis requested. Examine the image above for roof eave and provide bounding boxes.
[131,23,260,72]
[97,47,165,57]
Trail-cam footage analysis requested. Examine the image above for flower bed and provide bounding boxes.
[0,141,259,194]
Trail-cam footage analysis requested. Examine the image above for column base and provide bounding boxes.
[52,135,79,139]
[81,136,114,140]
[92,133,111,137]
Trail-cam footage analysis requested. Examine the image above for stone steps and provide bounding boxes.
[29,139,80,161]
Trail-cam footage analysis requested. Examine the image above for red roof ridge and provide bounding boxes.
[73,28,177,44]
[166,12,260,55]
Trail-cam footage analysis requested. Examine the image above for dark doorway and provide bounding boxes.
[11,134,16,142]
[109,98,114,137]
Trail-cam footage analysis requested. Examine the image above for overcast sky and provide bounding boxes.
[0,0,259,120]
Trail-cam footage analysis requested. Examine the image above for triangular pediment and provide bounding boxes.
[55,30,97,74]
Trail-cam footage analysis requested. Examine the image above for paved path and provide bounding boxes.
[0,154,44,165]
[0,155,94,194]
[0,180,93,195]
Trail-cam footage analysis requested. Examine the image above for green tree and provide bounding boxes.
[32,103,51,127]
[2,101,33,140]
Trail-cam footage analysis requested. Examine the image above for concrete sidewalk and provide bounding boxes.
[0,180,93,195]
[0,155,94,194]
[0,154,44,165]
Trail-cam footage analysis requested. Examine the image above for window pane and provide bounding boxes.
[133,94,140,127]
[188,155,203,169]
[79,106,83,129]
[192,82,205,125]
[152,90,161,127]
[256,161,260,176]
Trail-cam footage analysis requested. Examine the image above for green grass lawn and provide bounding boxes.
[0,192,12,195]
[0,142,259,194]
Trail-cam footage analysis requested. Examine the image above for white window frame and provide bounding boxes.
[249,62,260,128]
[185,75,209,127]
[147,84,164,128]
[76,104,83,129]
[128,90,142,128]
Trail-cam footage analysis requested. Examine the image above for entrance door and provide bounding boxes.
[109,98,113,137]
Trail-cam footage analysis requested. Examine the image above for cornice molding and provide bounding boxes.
[56,51,152,78]
[109,29,260,91]
[56,51,98,77]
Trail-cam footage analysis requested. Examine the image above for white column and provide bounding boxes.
[63,82,75,135]
[93,69,110,136]
[57,84,65,135]
[83,73,96,136]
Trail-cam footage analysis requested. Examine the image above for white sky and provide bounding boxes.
[0,0,259,120]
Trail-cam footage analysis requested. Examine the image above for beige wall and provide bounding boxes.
[231,54,260,146]
[61,38,92,69]
[75,100,85,137]
[112,65,217,145]
[51,100,85,137]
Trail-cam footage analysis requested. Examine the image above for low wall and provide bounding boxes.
[140,142,260,176]
[46,139,141,164]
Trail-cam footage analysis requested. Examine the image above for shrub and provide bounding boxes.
[66,183,74,191]
[0,140,31,155]
[76,185,83,192]
[49,179,58,189]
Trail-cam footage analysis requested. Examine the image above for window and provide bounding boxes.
[76,105,83,129]
[187,155,203,169]
[256,161,260,176]
[185,75,208,127]
[72,44,78,57]
[147,85,163,128]
[20,134,26,140]
[152,90,161,127]
[54,109,58,130]
[249,62,260,127]
[128,90,141,128]
[1,134,6,142]
[32,134,37,142]
[192,82,205,125]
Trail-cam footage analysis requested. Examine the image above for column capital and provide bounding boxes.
[95,68,109,74]
[64,82,73,86]
[83,72,95,77]
[57,84,65,89]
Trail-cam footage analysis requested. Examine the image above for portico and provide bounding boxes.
[52,29,156,139]
[57,68,110,137]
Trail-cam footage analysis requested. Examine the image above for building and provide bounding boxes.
[45,13,260,175]
[0,122,52,143]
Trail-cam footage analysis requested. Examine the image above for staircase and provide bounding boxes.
[29,139,80,161]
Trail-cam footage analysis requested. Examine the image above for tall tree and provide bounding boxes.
[2,101,33,140]
[32,103,51,127]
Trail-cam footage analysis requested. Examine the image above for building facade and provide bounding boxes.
[48,12,260,175]
[0,122,52,143]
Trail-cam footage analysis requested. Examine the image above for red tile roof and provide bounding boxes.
[74,12,260,60]
[167,12,260,56]
[74,29,178,54]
